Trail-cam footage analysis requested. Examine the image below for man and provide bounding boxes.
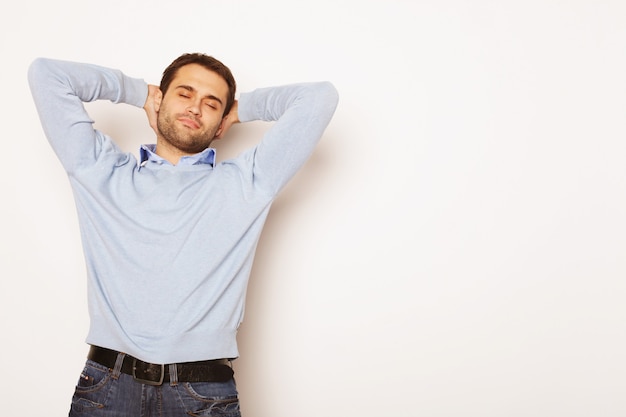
[28,53,338,416]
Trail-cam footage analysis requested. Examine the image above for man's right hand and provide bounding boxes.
[143,84,162,135]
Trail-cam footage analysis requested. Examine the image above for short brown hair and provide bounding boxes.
[160,53,236,116]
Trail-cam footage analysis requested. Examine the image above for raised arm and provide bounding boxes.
[236,82,339,195]
[28,58,148,173]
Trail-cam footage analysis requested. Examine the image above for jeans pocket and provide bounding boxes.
[75,360,111,392]
[179,381,241,417]
[70,360,113,414]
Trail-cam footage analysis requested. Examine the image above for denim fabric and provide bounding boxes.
[69,357,241,417]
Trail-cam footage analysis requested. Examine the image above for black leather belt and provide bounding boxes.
[88,345,233,385]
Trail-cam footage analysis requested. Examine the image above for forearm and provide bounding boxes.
[28,58,146,107]
[237,82,338,124]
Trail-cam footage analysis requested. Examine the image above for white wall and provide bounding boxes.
[2,1,626,416]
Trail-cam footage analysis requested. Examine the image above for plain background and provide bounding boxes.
[2,0,626,416]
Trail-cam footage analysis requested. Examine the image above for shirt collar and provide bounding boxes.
[139,144,216,167]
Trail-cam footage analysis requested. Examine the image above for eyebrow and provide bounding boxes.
[176,85,223,106]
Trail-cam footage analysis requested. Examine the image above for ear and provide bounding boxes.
[213,117,227,140]
[154,89,163,112]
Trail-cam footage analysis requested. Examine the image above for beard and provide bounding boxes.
[156,111,220,155]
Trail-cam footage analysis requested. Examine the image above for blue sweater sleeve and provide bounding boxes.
[237,82,339,195]
[28,57,339,194]
[27,58,148,173]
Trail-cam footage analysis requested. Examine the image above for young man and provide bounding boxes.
[28,53,338,416]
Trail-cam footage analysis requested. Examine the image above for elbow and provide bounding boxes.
[27,57,45,86]
[309,81,339,116]
[318,81,339,109]
[28,57,56,91]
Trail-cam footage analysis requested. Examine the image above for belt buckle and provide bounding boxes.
[132,358,165,386]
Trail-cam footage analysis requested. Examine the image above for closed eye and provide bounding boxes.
[174,85,223,110]
[176,85,194,99]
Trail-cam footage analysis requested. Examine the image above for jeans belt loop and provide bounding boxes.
[112,352,125,380]
[169,363,179,386]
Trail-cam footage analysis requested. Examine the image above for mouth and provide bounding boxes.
[178,116,201,129]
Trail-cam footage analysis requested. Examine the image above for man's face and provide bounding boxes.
[156,63,229,155]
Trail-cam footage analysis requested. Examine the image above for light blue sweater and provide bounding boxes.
[28,57,338,364]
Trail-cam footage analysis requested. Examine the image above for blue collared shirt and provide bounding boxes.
[139,144,216,167]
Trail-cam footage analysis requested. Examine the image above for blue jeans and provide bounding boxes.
[68,357,241,417]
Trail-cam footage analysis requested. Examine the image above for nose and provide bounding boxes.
[187,100,201,116]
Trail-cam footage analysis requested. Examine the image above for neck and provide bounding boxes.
[155,139,188,165]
